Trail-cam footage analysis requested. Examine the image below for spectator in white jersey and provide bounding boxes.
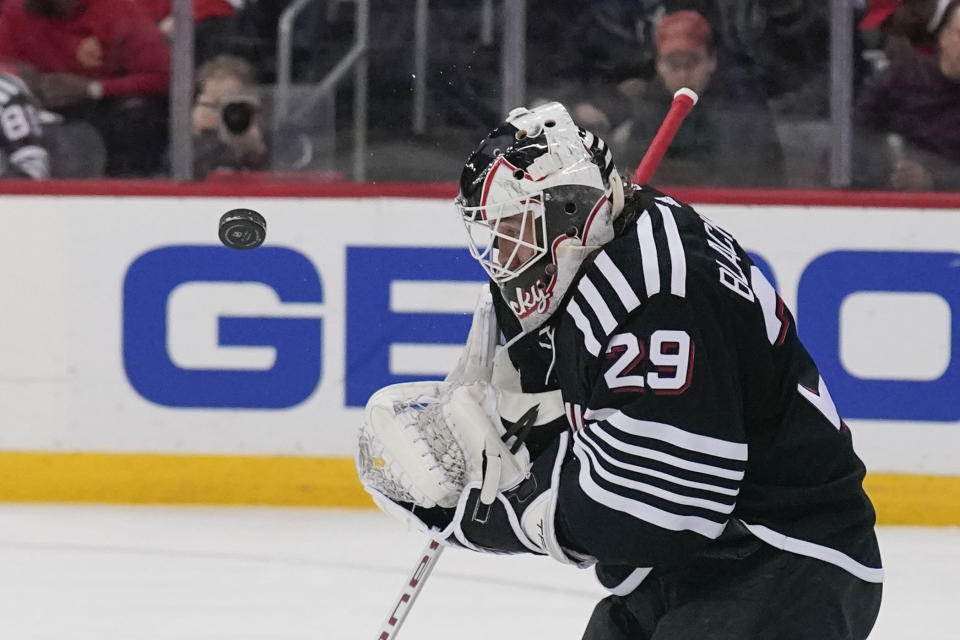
[0,66,50,179]
[358,102,882,639]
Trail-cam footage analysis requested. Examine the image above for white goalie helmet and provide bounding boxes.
[456,101,625,335]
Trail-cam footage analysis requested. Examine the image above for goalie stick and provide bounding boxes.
[375,293,499,640]
[374,89,698,639]
[376,539,444,640]
[632,88,699,185]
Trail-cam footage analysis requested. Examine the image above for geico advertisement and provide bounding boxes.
[0,195,957,474]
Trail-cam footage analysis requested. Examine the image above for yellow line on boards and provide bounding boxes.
[863,473,960,526]
[0,452,373,507]
[0,452,957,525]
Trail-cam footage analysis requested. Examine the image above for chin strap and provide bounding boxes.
[609,166,626,220]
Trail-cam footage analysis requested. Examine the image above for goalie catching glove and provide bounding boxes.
[356,380,586,565]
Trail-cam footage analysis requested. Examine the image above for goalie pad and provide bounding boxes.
[356,380,530,510]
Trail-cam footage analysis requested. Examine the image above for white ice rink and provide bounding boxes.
[0,505,955,639]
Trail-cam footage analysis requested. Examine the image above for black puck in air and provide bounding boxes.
[218,209,266,250]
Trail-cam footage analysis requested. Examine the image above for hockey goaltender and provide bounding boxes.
[358,101,883,640]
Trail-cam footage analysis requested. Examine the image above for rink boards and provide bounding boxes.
[0,186,957,525]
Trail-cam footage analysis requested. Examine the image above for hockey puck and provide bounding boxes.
[219,209,266,250]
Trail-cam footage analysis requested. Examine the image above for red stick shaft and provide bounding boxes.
[632,88,698,185]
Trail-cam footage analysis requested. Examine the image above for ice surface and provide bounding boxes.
[0,505,954,639]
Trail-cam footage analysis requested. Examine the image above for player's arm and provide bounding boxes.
[555,293,747,567]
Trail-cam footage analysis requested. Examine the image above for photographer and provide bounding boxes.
[192,54,267,179]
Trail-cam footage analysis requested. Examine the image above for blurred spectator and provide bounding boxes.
[0,67,50,179]
[854,0,960,190]
[547,1,828,128]
[859,0,953,65]
[712,0,829,115]
[614,10,785,187]
[0,61,107,178]
[0,0,170,177]
[530,0,666,86]
[143,0,244,66]
[531,0,686,131]
[529,1,726,91]
[192,54,267,179]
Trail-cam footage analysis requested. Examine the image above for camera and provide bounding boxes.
[221,98,258,135]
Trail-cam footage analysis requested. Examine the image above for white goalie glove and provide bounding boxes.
[357,285,515,505]
[357,379,530,510]
[357,285,510,509]
[356,376,580,562]
[356,287,583,562]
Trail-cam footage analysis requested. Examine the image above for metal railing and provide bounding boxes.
[501,1,526,118]
[166,0,857,187]
[412,0,526,134]
[169,0,195,181]
[830,0,855,188]
[275,0,369,180]
[411,0,428,134]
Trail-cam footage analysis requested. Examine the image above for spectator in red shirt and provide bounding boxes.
[143,0,236,27]
[0,0,171,176]
[143,0,241,65]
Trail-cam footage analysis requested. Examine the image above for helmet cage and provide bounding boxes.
[458,192,548,283]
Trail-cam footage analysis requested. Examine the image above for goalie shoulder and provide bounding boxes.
[554,188,753,356]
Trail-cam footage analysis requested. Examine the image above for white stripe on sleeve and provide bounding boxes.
[657,203,687,298]
[636,212,661,296]
[577,429,740,497]
[578,276,617,335]
[586,424,745,481]
[575,440,735,514]
[567,299,602,356]
[594,251,641,312]
[574,444,728,538]
[588,409,749,461]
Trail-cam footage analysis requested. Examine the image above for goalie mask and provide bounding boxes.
[456,102,625,335]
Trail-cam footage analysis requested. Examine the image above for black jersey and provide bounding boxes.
[0,73,49,180]
[492,186,883,591]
